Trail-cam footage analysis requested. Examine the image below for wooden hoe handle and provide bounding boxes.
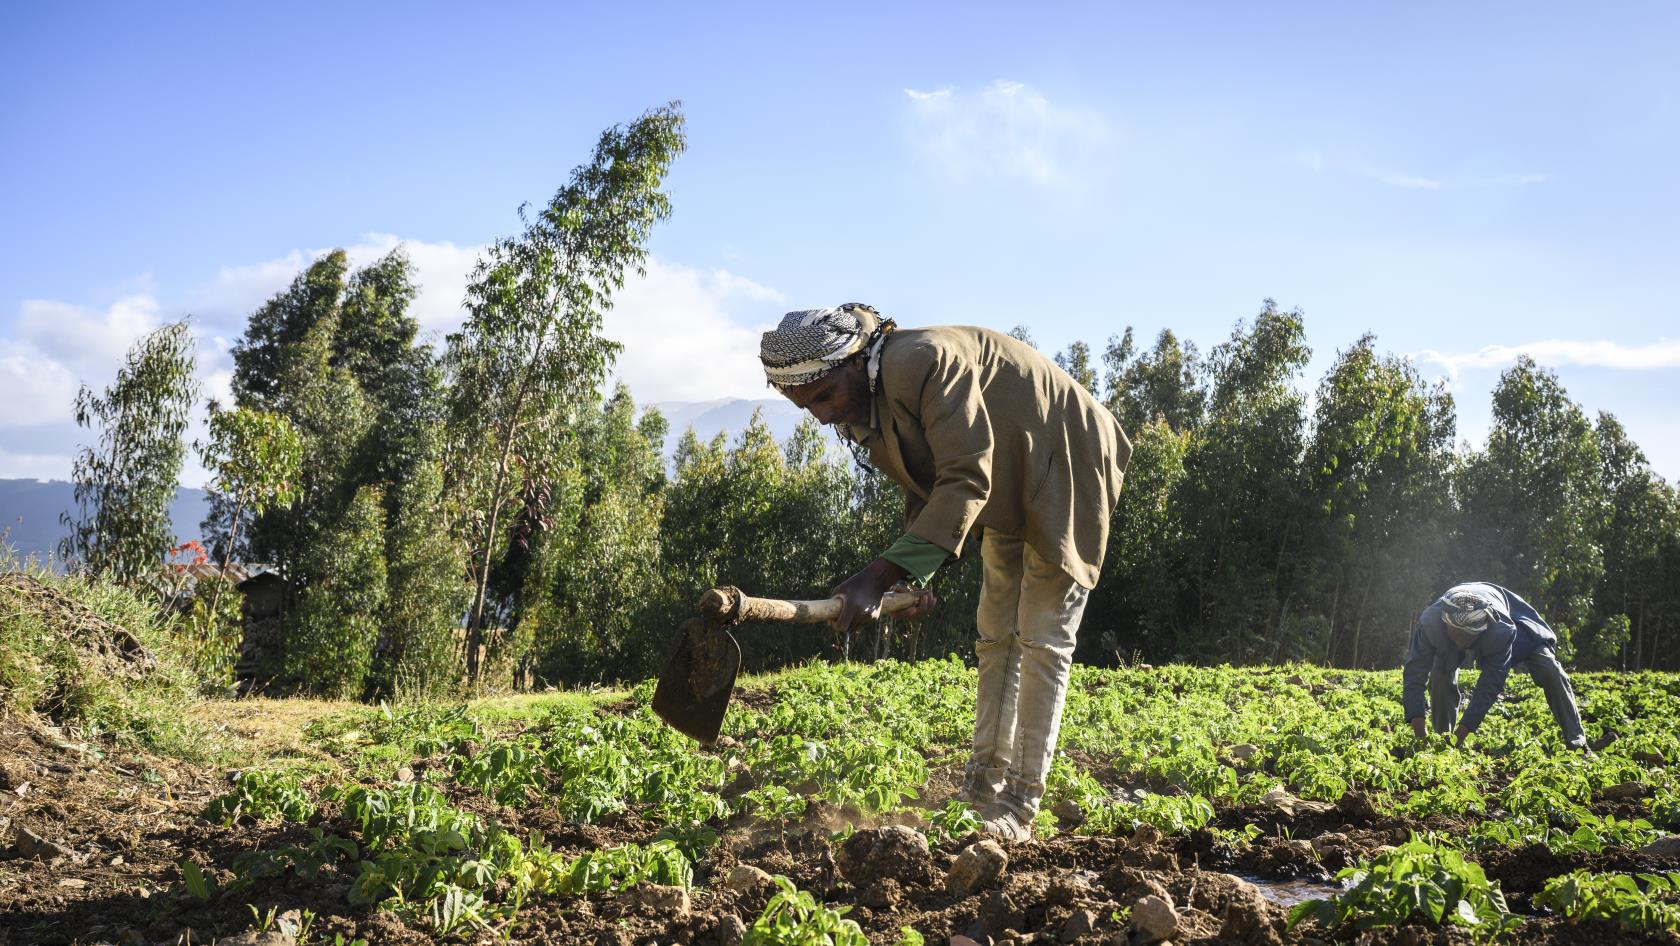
[699,587,927,625]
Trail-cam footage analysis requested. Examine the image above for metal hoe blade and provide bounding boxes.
[651,614,741,745]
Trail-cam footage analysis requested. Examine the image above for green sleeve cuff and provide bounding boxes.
[880,532,949,586]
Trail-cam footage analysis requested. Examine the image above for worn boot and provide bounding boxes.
[980,794,1034,842]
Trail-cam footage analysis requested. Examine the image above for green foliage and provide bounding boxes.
[1457,357,1610,645]
[179,860,214,900]
[379,456,468,700]
[0,565,217,762]
[1288,836,1519,939]
[175,571,245,689]
[204,769,317,825]
[924,800,984,839]
[1535,870,1680,933]
[1083,792,1215,836]
[444,102,687,682]
[1470,813,1659,855]
[742,876,869,946]
[197,404,304,550]
[555,839,693,893]
[60,320,198,587]
[288,486,388,698]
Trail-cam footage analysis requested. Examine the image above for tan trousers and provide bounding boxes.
[967,530,1088,818]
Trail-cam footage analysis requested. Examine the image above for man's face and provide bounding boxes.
[1445,625,1479,649]
[779,359,871,428]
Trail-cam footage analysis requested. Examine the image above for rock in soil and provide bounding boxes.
[1228,743,1262,764]
[1259,785,1335,816]
[1130,893,1180,944]
[1052,797,1087,827]
[10,825,72,861]
[724,863,773,892]
[1641,835,1680,859]
[1060,907,1099,941]
[1309,831,1348,854]
[1600,780,1648,801]
[715,913,747,946]
[212,933,296,946]
[947,838,1009,896]
[837,825,935,888]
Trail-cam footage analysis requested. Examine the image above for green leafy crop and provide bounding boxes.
[1288,836,1520,940]
[1535,870,1680,933]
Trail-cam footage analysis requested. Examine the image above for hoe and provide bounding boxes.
[652,586,924,745]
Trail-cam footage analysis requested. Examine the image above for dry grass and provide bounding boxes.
[190,696,360,772]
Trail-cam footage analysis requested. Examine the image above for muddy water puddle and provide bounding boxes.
[1237,873,1347,907]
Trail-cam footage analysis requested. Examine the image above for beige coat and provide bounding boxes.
[846,326,1132,589]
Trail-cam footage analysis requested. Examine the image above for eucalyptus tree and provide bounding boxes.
[60,320,198,587]
[196,404,303,571]
[520,387,670,686]
[1301,335,1455,666]
[1084,416,1191,663]
[1055,340,1098,393]
[443,103,686,682]
[1457,357,1609,650]
[1103,327,1206,433]
[1590,413,1679,668]
[1173,301,1311,661]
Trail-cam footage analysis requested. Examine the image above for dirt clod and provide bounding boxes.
[1641,836,1680,859]
[715,913,747,946]
[1131,894,1180,944]
[838,825,935,889]
[947,838,1009,897]
[1218,877,1284,946]
[1599,780,1647,801]
[629,883,692,920]
[1060,907,1099,941]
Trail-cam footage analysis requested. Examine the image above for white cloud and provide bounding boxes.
[1414,338,1680,381]
[1361,166,1549,190]
[902,80,1106,188]
[603,260,787,403]
[0,338,80,428]
[1368,169,1445,190]
[188,233,480,338]
[16,294,165,381]
[0,446,69,482]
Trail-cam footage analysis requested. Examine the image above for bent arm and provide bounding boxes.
[1402,617,1436,723]
[1459,637,1514,733]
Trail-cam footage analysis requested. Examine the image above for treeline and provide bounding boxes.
[53,104,1680,697]
[1048,309,1678,672]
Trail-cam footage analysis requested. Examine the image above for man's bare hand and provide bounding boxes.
[829,557,908,633]
[890,581,938,619]
[1409,716,1428,739]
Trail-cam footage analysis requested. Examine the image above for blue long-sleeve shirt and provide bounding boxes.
[1401,582,1558,732]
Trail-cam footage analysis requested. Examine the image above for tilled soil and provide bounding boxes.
[3,720,1679,946]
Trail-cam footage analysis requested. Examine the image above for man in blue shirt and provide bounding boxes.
[1402,582,1587,749]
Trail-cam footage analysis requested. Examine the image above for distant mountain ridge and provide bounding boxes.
[0,479,211,568]
[1,400,815,566]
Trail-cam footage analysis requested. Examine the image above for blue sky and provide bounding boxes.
[3,1,1677,482]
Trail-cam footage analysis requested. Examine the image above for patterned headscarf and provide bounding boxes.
[760,303,894,390]
[1441,588,1497,635]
